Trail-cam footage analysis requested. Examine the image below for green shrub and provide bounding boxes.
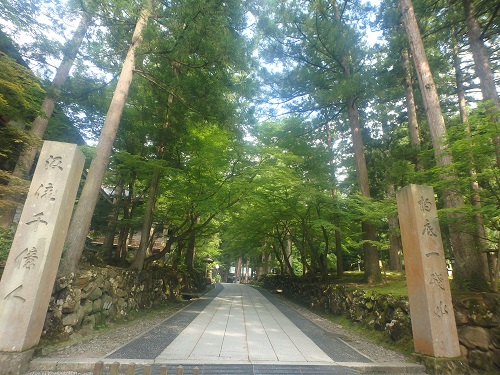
[0,227,14,262]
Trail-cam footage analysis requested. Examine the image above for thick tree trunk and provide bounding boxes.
[59,3,152,275]
[280,238,295,275]
[171,241,185,270]
[400,0,488,290]
[236,257,243,280]
[462,0,500,169]
[262,250,271,275]
[130,171,160,271]
[245,259,250,283]
[452,33,489,279]
[185,230,196,272]
[330,0,380,282]
[13,13,92,179]
[462,0,500,109]
[346,99,382,283]
[402,48,421,150]
[0,13,92,227]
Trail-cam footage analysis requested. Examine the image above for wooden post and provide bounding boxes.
[93,361,104,375]
[126,362,136,375]
[110,361,120,375]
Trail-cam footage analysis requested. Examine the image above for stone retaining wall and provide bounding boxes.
[42,266,199,341]
[259,275,500,373]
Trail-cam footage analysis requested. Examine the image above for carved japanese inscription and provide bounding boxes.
[396,184,460,358]
[0,141,84,352]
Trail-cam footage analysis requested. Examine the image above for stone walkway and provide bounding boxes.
[27,284,426,374]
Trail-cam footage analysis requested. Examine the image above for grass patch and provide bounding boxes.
[330,271,409,297]
[323,313,415,357]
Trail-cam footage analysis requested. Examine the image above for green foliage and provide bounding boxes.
[2,0,497,292]
[0,125,31,171]
[0,52,44,124]
[446,103,500,246]
[0,227,14,262]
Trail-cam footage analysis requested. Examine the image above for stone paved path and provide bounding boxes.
[28,284,426,374]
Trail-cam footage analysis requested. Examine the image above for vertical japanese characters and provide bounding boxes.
[396,184,460,357]
[0,142,84,352]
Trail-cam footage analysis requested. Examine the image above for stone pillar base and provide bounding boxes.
[0,349,34,375]
[415,354,468,375]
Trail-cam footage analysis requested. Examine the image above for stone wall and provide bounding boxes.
[259,275,500,374]
[42,266,199,341]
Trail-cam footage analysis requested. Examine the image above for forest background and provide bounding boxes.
[0,0,498,293]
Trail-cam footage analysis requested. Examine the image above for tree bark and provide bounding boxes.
[0,12,92,227]
[401,48,422,151]
[320,225,330,280]
[400,0,488,290]
[103,184,122,258]
[387,184,403,271]
[59,3,152,275]
[462,0,500,169]
[13,12,92,178]
[451,34,468,124]
[452,32,490,279]
[462,0,500,109]
[245,258,250,283]
[185,229,197,272]
[130,171,160,270]
[236,257,243,280]
[324,123,344,276]
[346,98,382,283]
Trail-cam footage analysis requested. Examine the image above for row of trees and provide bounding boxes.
[0,0,498,292]
[223,0,498,291]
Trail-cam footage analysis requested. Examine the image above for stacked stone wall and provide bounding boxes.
[259,275,500,373]
[42,266,196,341]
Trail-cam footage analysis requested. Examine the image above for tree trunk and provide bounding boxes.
[462,0,500,109]
[185,230,196,272]
[245,258,250,283]
[387,185,403,271]
[324,123,344,277]
[346,98,382,283]
[171,241,184,270]
[335,221,343,276]
[130,171,160,271]
[236,257,243,280]
[320,225,330,280]
[462,0,500,169]
[451,34,468,124]
[452,33,490,280]
[271,243,284,275]
[0,13,92,227]
[285,232,293,273]
[262,250,271,274]
[401,48,422,151]
[400,0,488,290]
[59,3,152,276]
[103,184,122,259]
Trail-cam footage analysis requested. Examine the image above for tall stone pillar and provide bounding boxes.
[0,141,84,353]
[396,184,460,357]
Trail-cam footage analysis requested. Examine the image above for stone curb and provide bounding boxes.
[29,358,426,374]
